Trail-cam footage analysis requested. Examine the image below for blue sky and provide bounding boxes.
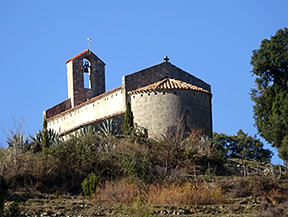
[0,1,287,164]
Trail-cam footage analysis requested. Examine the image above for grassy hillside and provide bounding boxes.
[1,128,288,216]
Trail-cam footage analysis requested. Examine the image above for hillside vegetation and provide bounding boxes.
[1,123,288,216]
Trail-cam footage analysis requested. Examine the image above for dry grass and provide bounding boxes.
[94,180,226,206]
[221,176,280,198]
[95,180,138,205]
[147,182,226,206]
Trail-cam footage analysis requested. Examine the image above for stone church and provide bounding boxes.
[44,49,212,138]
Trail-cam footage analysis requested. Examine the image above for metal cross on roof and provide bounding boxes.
[163,56,169,62]
[87,38,92,50]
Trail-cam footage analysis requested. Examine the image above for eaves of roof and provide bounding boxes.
[128,78,211,95]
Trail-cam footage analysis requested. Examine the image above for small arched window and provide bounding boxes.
[83,58,91,89]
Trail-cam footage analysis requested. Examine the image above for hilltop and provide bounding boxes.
[1,127,288,216]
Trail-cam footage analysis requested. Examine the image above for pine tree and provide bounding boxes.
[124,101,134,135]
[250,28,288,164]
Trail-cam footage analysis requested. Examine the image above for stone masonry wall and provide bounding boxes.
[45,99,71,119]
[67,59,89,107]
[129,89,212,138]
[47,87,125,135]
[67,50,106,108]
[45,50,212,139]
[123,62,211,93]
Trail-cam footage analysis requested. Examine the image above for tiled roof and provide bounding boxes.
[65,49,89,64]
[65,49,105,65]
[128,78,211,94]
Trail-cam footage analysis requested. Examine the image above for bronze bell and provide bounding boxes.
[83,61,89,73]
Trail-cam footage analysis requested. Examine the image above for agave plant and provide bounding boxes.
[30,129,60,149]
[77,126,98,137]
[30,130,42,144]
[7,134,31,165]
[48,129,60,146]
[98,119,120,136]
[7,134,31,153]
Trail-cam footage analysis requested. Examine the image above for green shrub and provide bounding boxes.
[81,172,100,196]
[121,149,151,196]
[0,176,9,215]
[122,151,151,184]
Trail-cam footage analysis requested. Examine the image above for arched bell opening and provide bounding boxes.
[83,58,91,89]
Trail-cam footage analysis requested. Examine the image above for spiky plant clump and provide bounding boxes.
[99,119,120,136]
[7,134,31,153]
[30,129,60,153]
[7,134,31,165]
[78,126,97,137]
[30,130,43,145]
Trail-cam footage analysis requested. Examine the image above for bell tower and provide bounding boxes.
[66,49,105,107]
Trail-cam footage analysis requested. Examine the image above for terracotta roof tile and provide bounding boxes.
[128,78,211,94]
[65,49,89,64]
[65,49,106,65]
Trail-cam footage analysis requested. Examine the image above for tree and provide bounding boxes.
[124,101,134,135]
[278,136,288,173]
[213,130,273,163]
[250,28,288,163]
[42,117,49,152]
[4,118,31,164]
